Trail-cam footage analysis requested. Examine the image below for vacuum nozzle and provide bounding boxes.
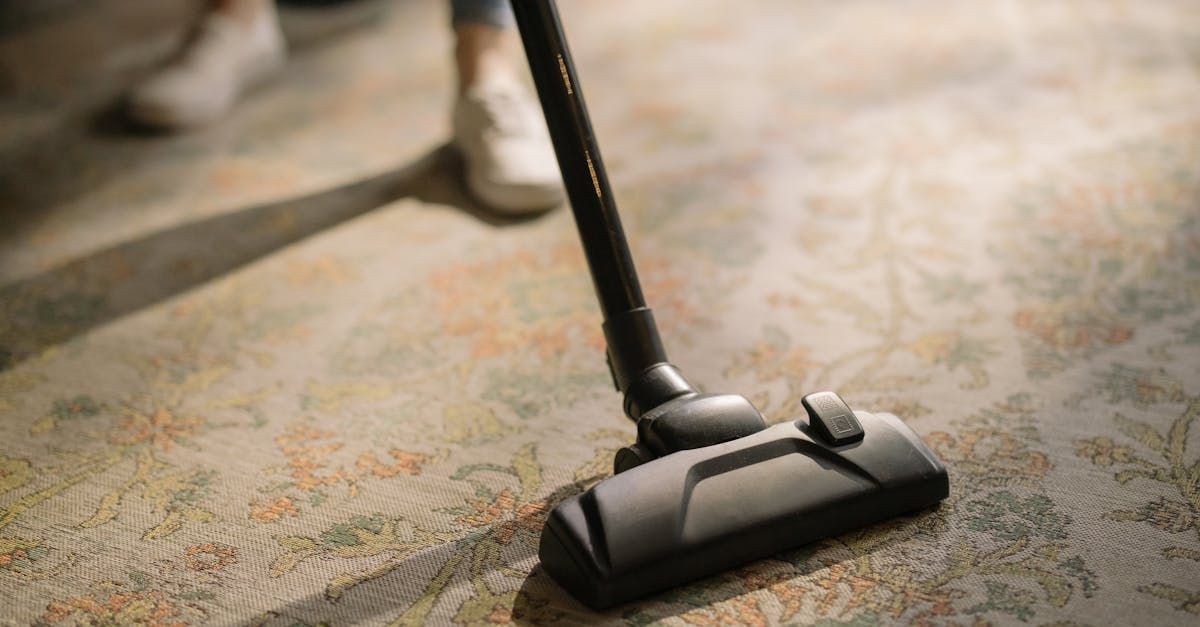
[540,404,949,608]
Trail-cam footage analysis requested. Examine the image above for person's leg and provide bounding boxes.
[451,0,518,92]
[454,22,516,93]
[450,0,563,213]
[126,0,286,130]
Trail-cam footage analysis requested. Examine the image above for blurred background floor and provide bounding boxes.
[1,0,1199,624]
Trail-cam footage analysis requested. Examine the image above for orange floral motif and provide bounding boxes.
[184,543,237,571]
[926,427,1052,483]
[679,594,770,626]
[429,245,597,359]
[0,548,26,567]
[41,591,189,626]
[275,421,349,492]
[273,421,430,492]
[514,501,549,532]
[456,488,517,528]
[767,580,809,619]
[251,420,431,522]
[112,406,206,452]
[353,449,427,479]
[1013,308,1133,351]
[811,561,882,616]
[250,497,300,523]
[451,485,551,544]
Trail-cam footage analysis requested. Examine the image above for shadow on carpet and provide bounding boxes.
[0,145,552,371]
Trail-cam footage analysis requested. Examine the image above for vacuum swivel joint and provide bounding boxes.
[612,362,768,473]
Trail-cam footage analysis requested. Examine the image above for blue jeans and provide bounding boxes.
[450,0,512,27]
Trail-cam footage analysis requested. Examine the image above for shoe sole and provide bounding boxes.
[465,166,565,215]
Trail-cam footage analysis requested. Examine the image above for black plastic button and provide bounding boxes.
[801,391,865,445]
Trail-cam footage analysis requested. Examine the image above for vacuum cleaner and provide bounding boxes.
[510,0,950,609]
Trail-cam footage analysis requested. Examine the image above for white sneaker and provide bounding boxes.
[453,78,564,214]
[127,9,286,130]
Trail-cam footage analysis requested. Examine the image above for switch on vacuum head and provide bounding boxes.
[802,391,865,445]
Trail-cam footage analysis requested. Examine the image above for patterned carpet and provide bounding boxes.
[2,0,1199,624]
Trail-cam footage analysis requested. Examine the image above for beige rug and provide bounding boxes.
[2,0,1198,624]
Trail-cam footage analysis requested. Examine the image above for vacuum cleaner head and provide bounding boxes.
[540,403,948,608]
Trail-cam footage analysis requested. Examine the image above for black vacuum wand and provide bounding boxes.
[512,0,950,608]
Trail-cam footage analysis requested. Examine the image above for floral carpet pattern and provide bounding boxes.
[2,0,1199,624]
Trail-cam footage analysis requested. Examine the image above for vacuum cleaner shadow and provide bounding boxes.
[0,144,551,371]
